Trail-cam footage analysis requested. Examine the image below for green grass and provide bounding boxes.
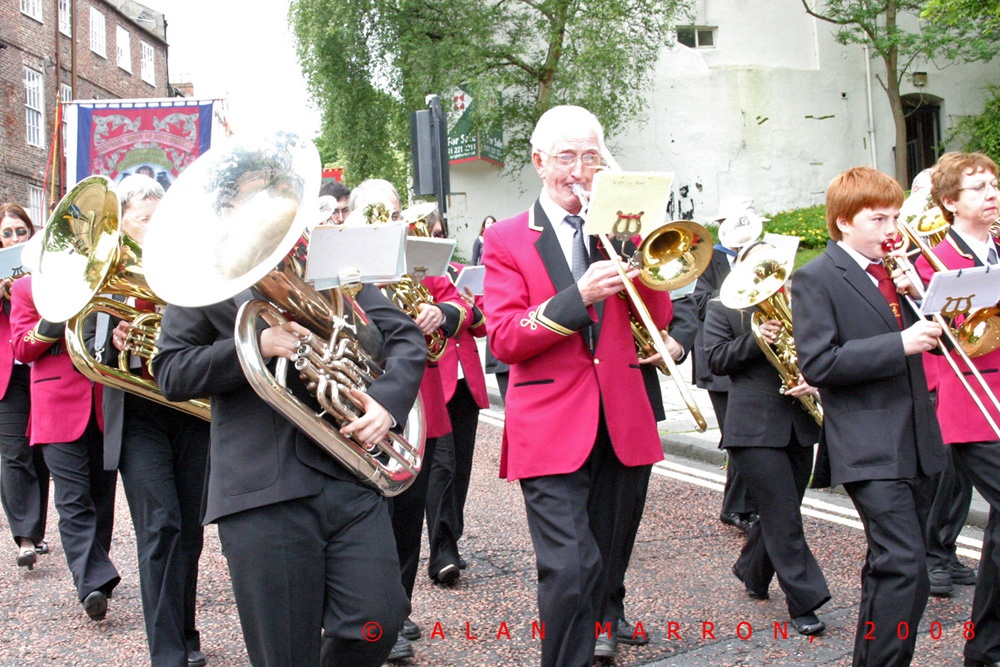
[759,204,829,271]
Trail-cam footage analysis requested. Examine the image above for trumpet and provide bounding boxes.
[572,181,710,432]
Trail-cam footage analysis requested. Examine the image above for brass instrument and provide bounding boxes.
[885,224,1000,439]
[31,176,210,420]
[719,246,823,425]
[382,201,448,362]
[142,131,425,496]
[573,181,710,432]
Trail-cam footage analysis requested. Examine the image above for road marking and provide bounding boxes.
[481,413,984,560]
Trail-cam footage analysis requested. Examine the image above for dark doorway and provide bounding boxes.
[904,95,941,186]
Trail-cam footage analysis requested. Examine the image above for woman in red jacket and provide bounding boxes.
[0,203,49,569]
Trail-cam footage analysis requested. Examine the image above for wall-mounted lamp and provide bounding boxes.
[912,71,928,88]
[42,56,56,74]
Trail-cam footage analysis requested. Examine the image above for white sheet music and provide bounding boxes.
[454,265,486,295]
[922,264,1000,316]
[306,224,406,289]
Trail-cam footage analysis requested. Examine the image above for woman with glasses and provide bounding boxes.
[0,203,50,570]
[914,152,1000,667]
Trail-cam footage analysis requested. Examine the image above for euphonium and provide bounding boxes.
[31,175,210,420]
[380,201,447,362]
[719,246,823,425]
[142,131,425,496]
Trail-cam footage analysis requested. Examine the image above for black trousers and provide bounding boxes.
[218,477,408,667]
[925,445,973,571]
[710,389,754,518]
[41,413,120,601]
[118,395,210,667]
[390,434,439,599]
[951,441,1000,665]
[520,417,643,667]
[426,380,481,577]
[0,366,48,546]
[843,475,935,667]
[604,464,652,625]
[729,444,830,618]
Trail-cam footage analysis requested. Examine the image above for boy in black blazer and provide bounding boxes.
[792,166,946,667]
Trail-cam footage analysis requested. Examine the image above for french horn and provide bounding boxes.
[31,175,210,420]
[142,131,425,496]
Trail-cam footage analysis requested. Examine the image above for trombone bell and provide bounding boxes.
[635,220,714,292]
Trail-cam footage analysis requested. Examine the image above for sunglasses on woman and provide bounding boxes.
[1,228,29,239]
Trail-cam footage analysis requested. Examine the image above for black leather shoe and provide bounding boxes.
[929,566,954,597]
[16,547,36,570]
[950,560,977,586]
[593,634,618,660]
[458,558,468,570]
[791,612,826,636]
[401,617,421,641]
[187,649,207,667]
[720,512,753,533]
[433,563,460,585]
[83,590,108,621]
[386,633,414,661]
[34,541,49,555]
[616,618,649,646]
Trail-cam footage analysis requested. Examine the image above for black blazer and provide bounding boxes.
[679,248,734,392]
[151,283,426,523]
[703,299,818,450]
[791,241,945,487]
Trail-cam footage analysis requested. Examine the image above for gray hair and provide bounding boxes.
[530,105,607,155]
[349,179,401,212]
[117,174,164,211]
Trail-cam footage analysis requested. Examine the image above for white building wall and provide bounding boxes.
[444,0,1000,258]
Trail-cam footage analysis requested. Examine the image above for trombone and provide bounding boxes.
[885,220,1000,439]
[572,166,712,432]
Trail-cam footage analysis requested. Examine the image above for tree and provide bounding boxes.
[290,0,691,191]
[948,84,1000,164]
[801,0,1000,185]
[922,1,1000,34]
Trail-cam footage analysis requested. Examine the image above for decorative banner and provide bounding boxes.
[447,85,503,166]
[66,98,217,190]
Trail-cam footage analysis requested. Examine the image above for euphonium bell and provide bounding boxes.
[32,175,210,420]
[142,131,425,496]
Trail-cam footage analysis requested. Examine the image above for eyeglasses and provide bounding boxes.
[539,150,603,168]
[1,228,29,239]
[960,180,1000,196]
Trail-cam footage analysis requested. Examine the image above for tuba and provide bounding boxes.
[31,176,210,420]
[142,131,425,496]
[381,201,448,362]
[719,246,823,425]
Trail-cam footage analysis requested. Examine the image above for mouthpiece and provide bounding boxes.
[572,183,588,200]
[882,236,903,253]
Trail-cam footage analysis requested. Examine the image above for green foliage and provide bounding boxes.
[763,205,829,250]
[290,0,692,186]
[923,0,1000,36]
[949,84,1000,164]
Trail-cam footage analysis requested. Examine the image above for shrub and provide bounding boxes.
[762,204,829,249]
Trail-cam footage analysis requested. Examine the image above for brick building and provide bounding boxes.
[1,0,170,225]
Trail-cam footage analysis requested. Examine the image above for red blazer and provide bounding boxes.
[915,231,1000,444]
[9,276,103,446]
[0,305,16,400]
[419,275,474,438]
[483,202,671,480]
[436,263,489,408]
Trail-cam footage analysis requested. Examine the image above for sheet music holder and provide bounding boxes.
[405,237,455,278]
[306,224,407,290]
[0,245,26,280]
[921,264,1000,317]
[582,171,674,239]
[454,265,486,295]
[762,233,800,261]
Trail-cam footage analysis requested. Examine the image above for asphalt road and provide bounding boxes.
[0,417,980,666]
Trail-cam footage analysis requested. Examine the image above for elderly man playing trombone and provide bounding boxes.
[914,152,1000,667]
[482,105,675,667]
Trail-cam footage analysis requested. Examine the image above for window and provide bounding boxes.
[676,26,717,49]
[28,186,45,229]
[90,8,106,57]
[117,26,132,71]
[59,0,71,35]
[140,41,155,85]
[20,0,42,22]
[24,67,44,148]
[61,84,73,157]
